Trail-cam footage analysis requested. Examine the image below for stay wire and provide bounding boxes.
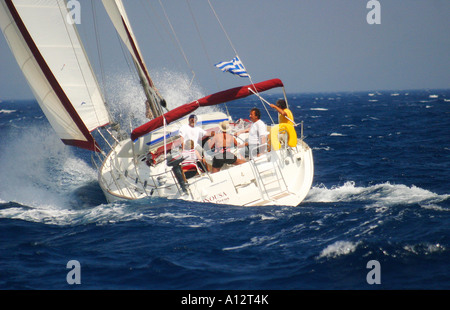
[207,0,274,123]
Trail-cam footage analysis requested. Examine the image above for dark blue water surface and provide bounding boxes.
[0,89,449,292]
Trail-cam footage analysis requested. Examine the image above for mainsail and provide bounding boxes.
[131,78,284,141]
[0,0,110,152]
[102,0,165,119]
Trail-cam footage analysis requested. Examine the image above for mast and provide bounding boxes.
[101,0,166,119]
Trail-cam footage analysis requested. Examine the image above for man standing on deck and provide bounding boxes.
[236,108,268,159]
[179,114,208,151]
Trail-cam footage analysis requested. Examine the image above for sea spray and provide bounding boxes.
[306,181,449,209]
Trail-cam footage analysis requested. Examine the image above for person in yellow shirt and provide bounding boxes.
[270,99,294,125]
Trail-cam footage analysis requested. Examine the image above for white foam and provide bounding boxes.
[0,124,97,210]
[104,69,222,131]
[0,109,16,114]
[0,119,147,225]
[306,181,449,210]
[403,243,446,255]
[103,71,148,130]
[0,202,145,226]
[318,240,359,259]
[153,70,205,109]
[312,146,331,151]
[222,235,278,251]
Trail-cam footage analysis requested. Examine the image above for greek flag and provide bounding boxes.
[214,56,249,78]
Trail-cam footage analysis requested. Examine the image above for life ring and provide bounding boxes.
[270,123,297,151]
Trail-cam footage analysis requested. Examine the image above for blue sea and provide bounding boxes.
[1,89,449,295]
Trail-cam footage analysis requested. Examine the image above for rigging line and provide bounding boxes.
[248,88,275,125]
[207,0,238,57]
[249,88,302,126]
[207,0,272,119]
[139,0,181,73]
[207,0,252,83]
[158,0,196,88]
[116,30,139,86]
[186,0,217,88]
[186,0,230,117]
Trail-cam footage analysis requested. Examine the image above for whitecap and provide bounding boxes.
[0,109,16,114]
[403,243,446,255]
[312,146,331,151]
[305,181,449,210]
[222,235,278,251]
[318,240,359,259]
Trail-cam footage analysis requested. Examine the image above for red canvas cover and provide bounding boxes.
[131,79,283,141]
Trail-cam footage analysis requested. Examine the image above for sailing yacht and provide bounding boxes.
[0,0,313,207]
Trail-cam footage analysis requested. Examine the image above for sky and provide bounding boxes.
[0,0,449,101]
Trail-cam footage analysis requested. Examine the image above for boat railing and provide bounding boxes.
[92,129,148,199]
[146,168,188,198]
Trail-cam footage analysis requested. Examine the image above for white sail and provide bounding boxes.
[0,0,110,151]
[102,0,165,118]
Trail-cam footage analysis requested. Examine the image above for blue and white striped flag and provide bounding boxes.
[214,56,249,78]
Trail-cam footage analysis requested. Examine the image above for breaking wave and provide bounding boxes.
[306,181,449,210]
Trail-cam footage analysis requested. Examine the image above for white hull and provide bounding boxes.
[98,112,314,207]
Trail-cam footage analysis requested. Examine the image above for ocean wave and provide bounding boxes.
[0,109,16,114]
[306,181,449,210]
[0,202,142,226]
[312,146,332,151]
[403,242,446,256]
[0,125,97,208]
[222,235,279,251]
[318,240,359,259]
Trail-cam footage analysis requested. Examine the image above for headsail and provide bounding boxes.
[131,79,284,141]
[0,0,110,152]
[102,0,165,119]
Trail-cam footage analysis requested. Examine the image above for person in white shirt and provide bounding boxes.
[236,108,268,159]
[179,114,208,151]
